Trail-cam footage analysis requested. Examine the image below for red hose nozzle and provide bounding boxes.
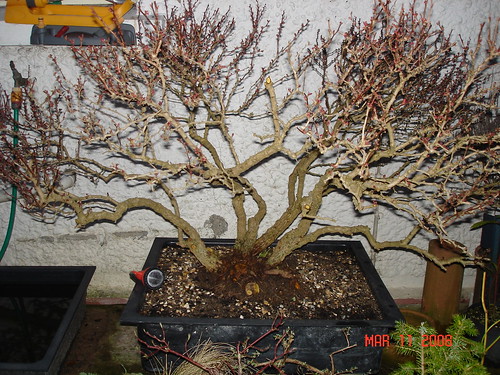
[130,267,165,290]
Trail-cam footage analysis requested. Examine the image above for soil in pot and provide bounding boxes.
[140,243,383,321]
[464,304,500,328]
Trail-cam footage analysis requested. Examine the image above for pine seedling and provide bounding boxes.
[390,315,488,375]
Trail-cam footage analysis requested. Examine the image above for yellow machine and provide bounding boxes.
[5,0,135,29]
[4,0,136,44]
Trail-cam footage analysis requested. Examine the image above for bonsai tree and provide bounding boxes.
[0,0,498,274]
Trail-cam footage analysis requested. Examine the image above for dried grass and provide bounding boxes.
[169,340,251,375]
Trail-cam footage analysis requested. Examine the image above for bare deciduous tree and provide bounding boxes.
[1,0,498,273]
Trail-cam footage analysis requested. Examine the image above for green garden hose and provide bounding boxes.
[0,67,23,262]
[0,108,19,262]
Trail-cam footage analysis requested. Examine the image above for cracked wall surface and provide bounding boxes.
[0,0,498,300]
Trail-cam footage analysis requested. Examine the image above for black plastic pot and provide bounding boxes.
[480,213,500,305]
[121,238,402,374]
[0,266,95,375]
[465,303,500,368]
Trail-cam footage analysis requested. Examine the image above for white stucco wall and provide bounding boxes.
[0,0,498,300]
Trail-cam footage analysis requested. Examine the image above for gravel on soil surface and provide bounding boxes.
[141,244,383,321]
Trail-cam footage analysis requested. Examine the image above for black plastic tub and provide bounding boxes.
[0,266,95,375]
[121,238,402,374]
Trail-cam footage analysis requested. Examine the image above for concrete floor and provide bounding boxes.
[60,304,144,375]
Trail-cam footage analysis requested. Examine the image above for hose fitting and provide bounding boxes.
[11,87,22,110]
[10,61,27,110]
[0,62,27,262]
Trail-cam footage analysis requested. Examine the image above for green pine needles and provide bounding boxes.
[390,315,488,375]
